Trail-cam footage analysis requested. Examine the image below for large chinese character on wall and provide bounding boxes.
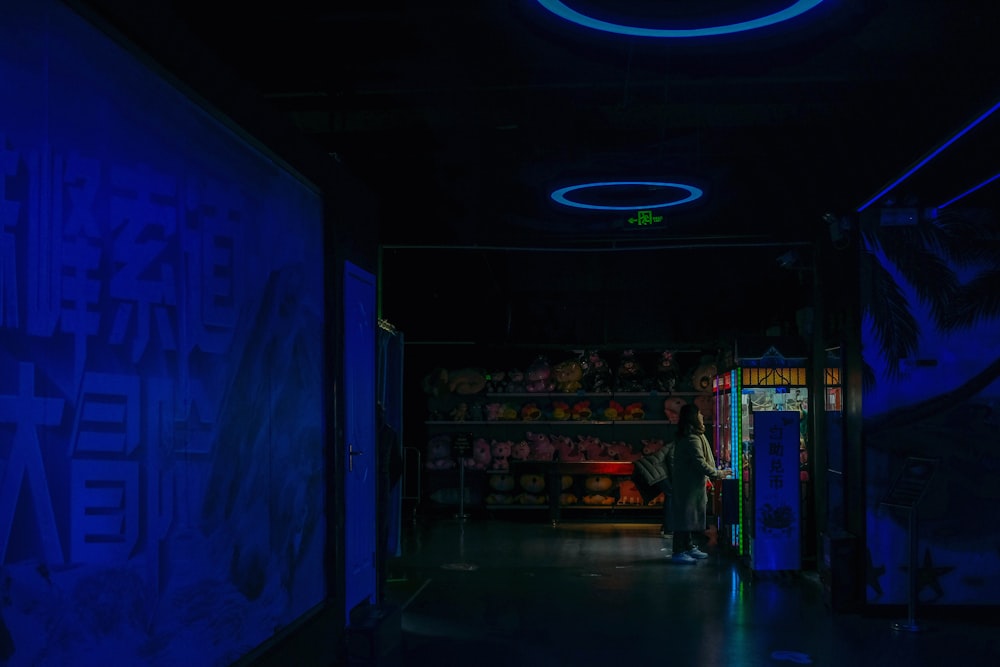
[0,2,327,664]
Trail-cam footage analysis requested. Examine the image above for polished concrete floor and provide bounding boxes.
[370,514,1000,667]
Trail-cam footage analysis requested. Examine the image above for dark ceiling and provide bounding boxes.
[82,0,1000,348]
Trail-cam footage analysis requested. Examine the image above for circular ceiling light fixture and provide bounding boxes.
[535,0,827,38]
[550,181,703,210]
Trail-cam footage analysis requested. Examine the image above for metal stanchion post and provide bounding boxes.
[892,506,922,633]
[879,457,938,634]
[453,432,472,521]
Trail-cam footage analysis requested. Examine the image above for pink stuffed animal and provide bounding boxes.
[490,439,512,470]
[510,439,531,462]
[577,434,606,461]
[525,356,555,393]
[552,434,584,461]
[641,438,665,455]
[526,432,556,461]
[605,440,640,461]
[464,437,492,470]
[663,397,687,424]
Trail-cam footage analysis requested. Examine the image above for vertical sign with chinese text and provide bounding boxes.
[750,411,801,570]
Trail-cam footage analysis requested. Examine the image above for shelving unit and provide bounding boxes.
[422,390,713,517]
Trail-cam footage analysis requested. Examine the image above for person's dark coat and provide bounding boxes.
[670,432,721,532]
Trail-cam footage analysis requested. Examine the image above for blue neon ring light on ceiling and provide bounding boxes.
[536,0,827,38]
[551,181,703,210]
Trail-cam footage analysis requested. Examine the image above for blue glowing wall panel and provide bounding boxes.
[0,1,326,664]
[861,239,1000,605]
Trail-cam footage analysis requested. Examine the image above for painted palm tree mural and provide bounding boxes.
[860,203,1000,605]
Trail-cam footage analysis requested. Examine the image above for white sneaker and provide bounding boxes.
[686,547,709,559]
[671,552,697,563]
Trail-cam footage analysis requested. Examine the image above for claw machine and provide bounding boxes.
[713,343,817,571]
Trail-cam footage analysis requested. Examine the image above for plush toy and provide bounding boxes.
[525,356,556,393]
[641,438,665,455]
[551,400,570,420]
[485,473,516,504]
[515,473,547,505]
[581,350,612,393]
[449,402,469,421]
[693,393,715,422]
[615,349,646,392]
[571,400,593,420]
[500,403,519,421]
[663,397,687,424]
[581,475,616,505]
[605,440,640,461]
[623,402,645,420]
[450,368,488,394]
[463,437,492,470]
[617,479,645,505]
[485,402,503,421]
[655,350,680,393]
[490,439,512,471]
[510,439,531,463]
[553,358,584,393]
[526,431,556,461]
[506,368,526,393]
[577,434,606,461]
[557,474,578,505]
[485,370,508,393]
[551,434,584,461]
[421,367,450,398]
[422,367,487,397]
[689,355,718,393]
[521,403,542,421]
[425,434,456,470]
[603,400,624,421]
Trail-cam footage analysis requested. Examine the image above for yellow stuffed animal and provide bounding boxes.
[515,473,547,505]
[582,475,616,505]
[554,358,584,393]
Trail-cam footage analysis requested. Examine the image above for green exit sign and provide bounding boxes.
[627,210,664,226]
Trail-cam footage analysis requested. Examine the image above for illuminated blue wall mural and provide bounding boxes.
[0,1,327,664]
[861,211,1000,606]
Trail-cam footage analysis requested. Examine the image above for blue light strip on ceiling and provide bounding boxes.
[551,181,703,210]
[535,0,827,38]
[936,170,1000,209]
[856,98,1000,212]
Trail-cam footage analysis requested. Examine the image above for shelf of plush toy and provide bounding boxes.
[480,391,708,397]
[511,460,633,475]
[425,420,711,426]
[437,390,715,423]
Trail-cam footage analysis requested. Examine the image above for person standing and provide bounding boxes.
[670,403,730,563]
